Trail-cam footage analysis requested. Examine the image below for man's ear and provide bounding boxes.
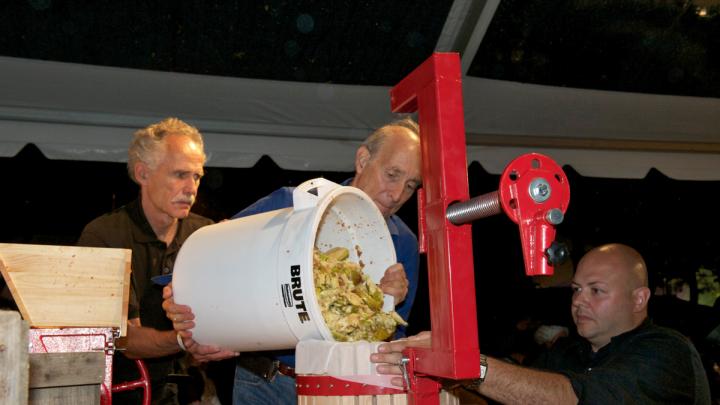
[355,146,371,174]
[134,163,150,185]
[632,286,651,312]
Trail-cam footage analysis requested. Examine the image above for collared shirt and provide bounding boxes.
[78,198,214,326]
[534,318,711,404]
[77,198,213,404]
[232,181,419,367]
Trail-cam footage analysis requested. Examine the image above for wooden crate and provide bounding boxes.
[28,351,105,405]
[0,310,106,405]
[0,243,131,336]
[0,310,28,404]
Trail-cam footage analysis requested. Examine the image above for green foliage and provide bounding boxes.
[696,266,720,307]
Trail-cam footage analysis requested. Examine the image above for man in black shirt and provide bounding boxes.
[372,243,711,404]
[78,117,213,404]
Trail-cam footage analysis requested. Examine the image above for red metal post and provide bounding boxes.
[391,53,480,390]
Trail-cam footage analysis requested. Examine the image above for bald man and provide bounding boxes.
[372,243,711,405]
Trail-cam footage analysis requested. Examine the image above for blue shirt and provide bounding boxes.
[232,180,419,367]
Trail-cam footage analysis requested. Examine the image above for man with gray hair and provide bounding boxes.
[78,117,213,404]
[163,116,423,404]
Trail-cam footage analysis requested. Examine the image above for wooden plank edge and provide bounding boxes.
[120,249,131,337]
[0,258,34,325]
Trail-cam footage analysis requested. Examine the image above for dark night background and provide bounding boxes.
[1,0,719,401]
[1,0,718,96]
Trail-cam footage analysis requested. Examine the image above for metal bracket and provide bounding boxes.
[399,356,412,390]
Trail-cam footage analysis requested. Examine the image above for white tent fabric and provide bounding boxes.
[1,55,719,179]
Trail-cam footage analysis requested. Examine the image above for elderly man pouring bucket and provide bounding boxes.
[162,117,422,404]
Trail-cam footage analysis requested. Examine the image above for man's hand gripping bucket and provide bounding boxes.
[172,178,396,351]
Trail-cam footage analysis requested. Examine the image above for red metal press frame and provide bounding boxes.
[390,53,570,404]
[391,53,480,403]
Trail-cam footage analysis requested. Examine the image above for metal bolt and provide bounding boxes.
[529,178,551,203]
[545,208,564,225]
[399,356,411,389]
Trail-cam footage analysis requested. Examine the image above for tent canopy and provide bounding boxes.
[1,0,719,180]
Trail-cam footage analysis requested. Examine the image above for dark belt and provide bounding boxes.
[277,362,296,378]
[237,354,296,381]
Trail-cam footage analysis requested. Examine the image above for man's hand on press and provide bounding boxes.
[379,263,409,305]
[162,283,240,362]
[370,331,432,387]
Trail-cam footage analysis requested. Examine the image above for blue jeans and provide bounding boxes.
[233,363,296,405]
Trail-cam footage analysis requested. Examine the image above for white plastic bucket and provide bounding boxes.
[172,178,396,352]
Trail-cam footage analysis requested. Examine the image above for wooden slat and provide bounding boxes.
[440,388,460,405]
[297,391,465,405]
[0,258,31,326]
[29,385,99,405]
[299,393,415,405]
[0,310,29,405]
[0,244,131,335]
[340,396,355,405]
[28,352,105,388]
[375,395,393,405]
[357,395,373,405]
[393,394,408,405]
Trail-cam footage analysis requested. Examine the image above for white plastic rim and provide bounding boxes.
[171,178,395,352]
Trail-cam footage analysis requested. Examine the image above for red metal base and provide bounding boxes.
[296,375,405,396]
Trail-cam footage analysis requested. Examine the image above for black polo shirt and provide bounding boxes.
[78,198,213,328]
[534,318,710,404]
[77,198,213,404]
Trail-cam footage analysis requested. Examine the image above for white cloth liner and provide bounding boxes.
[295,340,399,390]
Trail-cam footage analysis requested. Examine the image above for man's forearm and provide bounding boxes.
[476,357,578,405]
[123,323,182,359]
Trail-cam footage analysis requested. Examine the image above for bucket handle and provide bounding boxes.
[293,178,340,210]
